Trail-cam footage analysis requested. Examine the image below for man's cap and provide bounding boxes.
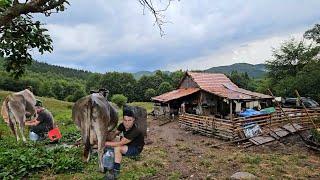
[123,106,134,118]
[35,99,43,107]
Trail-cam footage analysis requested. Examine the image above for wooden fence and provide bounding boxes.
[179,108,320,140]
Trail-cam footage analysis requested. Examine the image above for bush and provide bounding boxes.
[144,88,156,101]
[111,94,128,108]
[65,95,74,102]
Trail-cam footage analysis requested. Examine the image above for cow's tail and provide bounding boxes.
[83,97,93,162]
[2,96,17,138]
[1,96,10,124]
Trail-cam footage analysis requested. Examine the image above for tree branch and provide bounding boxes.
[0,0,68,27]
[138,0,174,36]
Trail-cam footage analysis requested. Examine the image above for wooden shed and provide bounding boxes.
[152,71,273,119]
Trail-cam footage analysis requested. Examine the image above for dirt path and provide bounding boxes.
[145,119,320,179]
[147,120,225,179]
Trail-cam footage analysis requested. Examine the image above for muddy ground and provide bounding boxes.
[142,119,320,179]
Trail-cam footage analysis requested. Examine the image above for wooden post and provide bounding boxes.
[295,90,317,129]
[230,100,235,140]
[268,89,303,137]
[230,100,233,121]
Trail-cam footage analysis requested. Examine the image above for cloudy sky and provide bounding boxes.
[32,0,320,73]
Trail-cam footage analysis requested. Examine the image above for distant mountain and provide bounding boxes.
[1,57,267,80]
[205,63,267,78]
[133,63,266,79]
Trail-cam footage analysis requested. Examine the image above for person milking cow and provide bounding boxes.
[104,106,145,179]
[25,99,55,140]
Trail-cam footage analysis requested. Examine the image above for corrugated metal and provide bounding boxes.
[152,88,200,103]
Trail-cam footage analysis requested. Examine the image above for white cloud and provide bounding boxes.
[165,31,304,71]
[34,0,320,72]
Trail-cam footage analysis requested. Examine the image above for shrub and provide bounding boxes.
[111,94,128,108]
[144,88,156,101]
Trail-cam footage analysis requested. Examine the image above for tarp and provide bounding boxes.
[239,107,276,118]
[239,108,264,118]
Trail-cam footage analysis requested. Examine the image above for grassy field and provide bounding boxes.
[1,90,320,179]
[0,90,157,179]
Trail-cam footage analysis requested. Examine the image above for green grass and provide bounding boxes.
[2,90,320,179]
[0,90,155,179]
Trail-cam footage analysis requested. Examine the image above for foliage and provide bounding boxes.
[0,138,83,179]
[157,81,173,95]
[0,0,69,78]
[228,71,256,91]
[304,24,320,44]
[0,16,53,78]
[0,58,88,102]
[144,88,157,101]
[265,25,320,101]
[99,72,136,102]
[111,94,128,108]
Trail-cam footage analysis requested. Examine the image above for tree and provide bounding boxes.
[157,81,173,95]
[304,24,320,44]
[136,74,163,101]
[170,70,184,88]
[0,0,173,78]
[144,88,156,101]
[229,71,250,89]
[0,0,69,78]
[99,72,137,102]
[265,24,320,100]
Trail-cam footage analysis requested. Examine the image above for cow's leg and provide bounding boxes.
[8,118,17,140]
[8,111,20,141]
[82,124,91,162]
[94,121,107,173]
[18,115,27,142]
[13,121,20,141]
[10,105,26,142]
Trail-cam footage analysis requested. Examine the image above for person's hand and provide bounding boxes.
[106,131,117,141]
[105,141,111,147]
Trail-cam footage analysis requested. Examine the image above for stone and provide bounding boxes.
[230,172,257,180]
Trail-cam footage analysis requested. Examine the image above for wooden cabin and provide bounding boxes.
[152,71,273,119]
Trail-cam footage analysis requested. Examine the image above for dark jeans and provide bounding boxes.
[123,146,141,157]
[30,124,49,137]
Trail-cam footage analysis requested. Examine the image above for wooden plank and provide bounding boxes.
[273,128,289,137]
[282,123,303,133]
[249,137,260,145]
[249,136,275,145]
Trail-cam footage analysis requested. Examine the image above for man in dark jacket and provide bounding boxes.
[25,100,54,139]
[105,107,145,178]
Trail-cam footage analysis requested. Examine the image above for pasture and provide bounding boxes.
[1,90,320,179]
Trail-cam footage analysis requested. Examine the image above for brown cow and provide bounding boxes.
[1,89,37,142]
[72,93,118,172]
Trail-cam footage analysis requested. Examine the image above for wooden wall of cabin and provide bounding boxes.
[179,75,198,88]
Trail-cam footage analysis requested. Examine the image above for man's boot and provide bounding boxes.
[104,170,114,180]
[113,169,120,179]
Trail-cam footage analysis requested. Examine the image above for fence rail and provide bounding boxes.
[179,108,320,140]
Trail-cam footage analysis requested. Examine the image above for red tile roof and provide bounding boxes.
[187,72,272,100]
[152,72,272,103]
[151,88,200,103]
